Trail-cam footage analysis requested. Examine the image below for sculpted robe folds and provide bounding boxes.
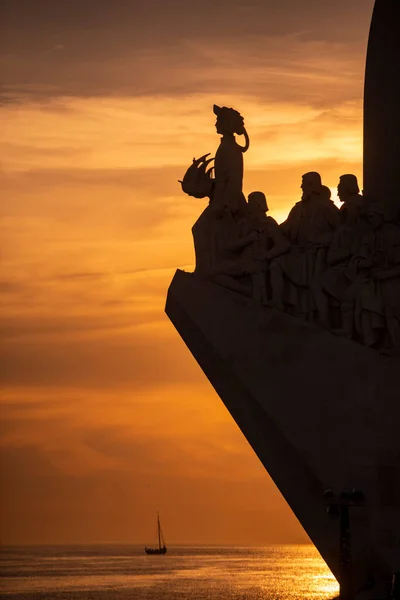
[213,136,247,213]
[347,219,400,347]
[273,195,340,315]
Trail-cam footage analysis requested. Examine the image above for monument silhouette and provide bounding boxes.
[166,2,400,598]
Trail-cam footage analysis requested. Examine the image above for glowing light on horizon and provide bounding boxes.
[329,186,341,208]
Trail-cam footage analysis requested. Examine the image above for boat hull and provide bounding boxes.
[145,547,167,555]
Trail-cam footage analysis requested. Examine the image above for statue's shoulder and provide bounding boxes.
[323,200,340,218]
[287,201,303,217]
[265,215,280,229]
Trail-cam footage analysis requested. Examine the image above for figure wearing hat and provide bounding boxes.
[212,104,249,214]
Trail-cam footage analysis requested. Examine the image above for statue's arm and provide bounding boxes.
[280,204,298,235]
[375,264,400,280]
[314,207,341,247]
[227,231,257,252]
[237,128,250,153]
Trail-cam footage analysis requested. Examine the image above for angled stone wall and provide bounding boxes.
[166,269,400,597]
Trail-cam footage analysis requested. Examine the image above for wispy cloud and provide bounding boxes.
[1,94,362,173]
[2,35,366,104]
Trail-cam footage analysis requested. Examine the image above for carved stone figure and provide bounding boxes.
[269,173,340,317]
[238,191,290,303]
[179,153,217,278]
[178,106,258,296]
[337,174,366,224]
[313,175,370,330]
[179,152,254,295]
[343,205,400,350]
[281,174,339,247]
[212,104,249,214]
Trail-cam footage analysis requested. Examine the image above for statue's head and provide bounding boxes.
[213,104,245,136]
[301,172,322,200]
[337,174,360,201]
[321,185,332,201]
[248,191,268,213]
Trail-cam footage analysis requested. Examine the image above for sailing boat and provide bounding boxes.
[144,512,167,555]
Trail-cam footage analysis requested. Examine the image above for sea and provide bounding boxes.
[0,544,339,600]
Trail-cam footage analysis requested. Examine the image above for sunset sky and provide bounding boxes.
[1,0,374,546]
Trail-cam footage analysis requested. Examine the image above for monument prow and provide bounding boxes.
[166,270,400,598]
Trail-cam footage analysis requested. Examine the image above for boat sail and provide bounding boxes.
[145,512,167,555]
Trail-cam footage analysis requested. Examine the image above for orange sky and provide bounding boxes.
[1,0,375,545]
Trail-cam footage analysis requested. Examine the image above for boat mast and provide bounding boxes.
[157,512,161,550]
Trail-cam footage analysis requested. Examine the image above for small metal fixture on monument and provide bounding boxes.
[165,2,400,598]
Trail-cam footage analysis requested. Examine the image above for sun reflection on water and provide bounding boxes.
[1,544,340,599]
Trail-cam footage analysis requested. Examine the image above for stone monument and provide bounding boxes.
[165,2,400,598]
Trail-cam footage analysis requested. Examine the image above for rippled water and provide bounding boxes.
[0,544,339,599]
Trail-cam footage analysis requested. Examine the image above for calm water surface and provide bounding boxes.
[0,544,339,599]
